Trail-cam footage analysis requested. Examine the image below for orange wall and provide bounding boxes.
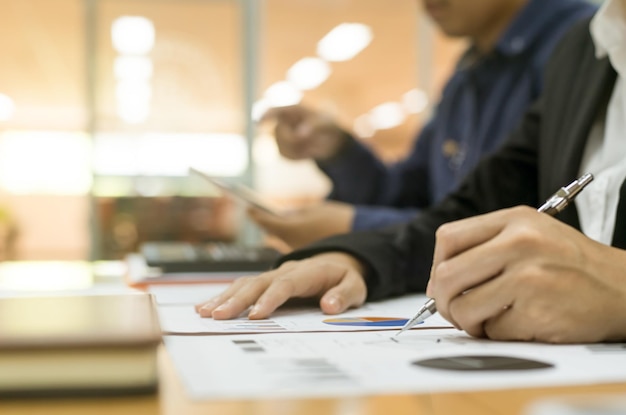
[1,195,89,260]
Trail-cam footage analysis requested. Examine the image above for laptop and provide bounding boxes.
[139,241,281,274]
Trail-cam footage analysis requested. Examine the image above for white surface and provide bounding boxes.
[151,283,452,334]
[164,331,626,400]
[525,394,626,415]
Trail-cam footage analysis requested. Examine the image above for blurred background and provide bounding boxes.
[0,0,464,261]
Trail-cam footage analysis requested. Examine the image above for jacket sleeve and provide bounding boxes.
[351,205,420,231]
[278,19,596,301]
[278,95,542,300]
[318,123,435,209]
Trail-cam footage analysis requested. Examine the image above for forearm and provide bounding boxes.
[317,134,389,204]
[274,223,430,301]
[280,97,544,302]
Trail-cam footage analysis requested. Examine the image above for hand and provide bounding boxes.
[195,252,368,319]
[428,206,626,343]
[260,105,347,161]
[247,201,355,250]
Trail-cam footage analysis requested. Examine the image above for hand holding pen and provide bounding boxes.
[395,173,594,337]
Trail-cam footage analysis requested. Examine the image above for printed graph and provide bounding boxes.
[322,317,411,327]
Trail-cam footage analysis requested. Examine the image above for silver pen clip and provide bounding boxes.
[537,172,593,215]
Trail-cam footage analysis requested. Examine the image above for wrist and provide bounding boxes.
[315,130,355,163]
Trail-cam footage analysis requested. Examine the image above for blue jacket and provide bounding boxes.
[317,0,597,231]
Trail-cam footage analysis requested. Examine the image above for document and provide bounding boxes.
[164,330,626,400]
[151,284,453,334]
[124,254,246,289]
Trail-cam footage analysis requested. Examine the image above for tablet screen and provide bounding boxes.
[189,167,281,216]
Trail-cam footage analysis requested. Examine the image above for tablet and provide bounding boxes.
[189,167,282,216]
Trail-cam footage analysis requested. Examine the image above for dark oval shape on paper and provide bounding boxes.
[413,355,553,371]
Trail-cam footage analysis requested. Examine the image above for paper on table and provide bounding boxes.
[150,283,453,334]
[124,254,247,289]
[164,330,626,400]
[149,283,230,305]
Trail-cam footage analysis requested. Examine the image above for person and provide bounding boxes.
[196,0,626,344]
[249,0,596,250]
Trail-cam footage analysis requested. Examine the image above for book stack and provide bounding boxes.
[0,293,162,397]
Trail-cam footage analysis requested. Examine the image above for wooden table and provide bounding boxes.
[1,344,625,415]
[0,262,624,415]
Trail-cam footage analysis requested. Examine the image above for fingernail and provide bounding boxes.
[213,298,233,313]
[199,298,219,310]
[213,304,226,313]
[198,302,218,317]
[249,303,262,317]
[326,296,341,311]
[427,265,436,296]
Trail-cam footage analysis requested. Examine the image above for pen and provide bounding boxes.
[394,172,594,338]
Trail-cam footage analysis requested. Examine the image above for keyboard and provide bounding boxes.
[140,241,280,273]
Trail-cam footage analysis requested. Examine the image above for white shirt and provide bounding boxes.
[576,0,626,245]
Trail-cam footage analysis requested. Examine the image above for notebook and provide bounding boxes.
[0,293,162,397]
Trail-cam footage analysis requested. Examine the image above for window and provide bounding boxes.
[0,0,461,260]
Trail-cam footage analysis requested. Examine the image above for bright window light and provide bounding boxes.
[111,16,155,55]
[116,79,152,104]
[93,133,248,177]
[0,262,93,291]
[0,93,15,122]
[133,176,169,197]
[114,56,153,80]
[263,81,303,107]
[353,114,376,138]
[0,131,92,194]
[403,88,429,114]
[252,134,330,198]
[369,102,406,130]
[116,79,152,124]
[317,23,373,62]
[116,103,150,124]
[286,57,331,90]
[251,98,271,122]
